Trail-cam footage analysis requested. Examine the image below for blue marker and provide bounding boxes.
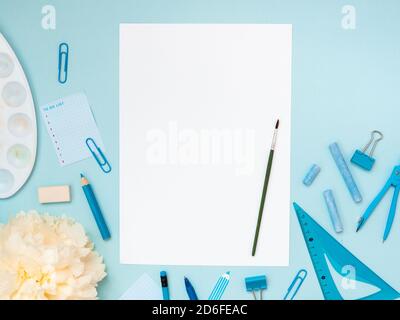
[184,277,198,300]
[80,174,111,240]
[160,271,170,300]
[323,189,343,233]
[329,142,362,203]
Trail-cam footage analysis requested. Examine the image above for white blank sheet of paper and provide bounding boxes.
[120,24,292,266]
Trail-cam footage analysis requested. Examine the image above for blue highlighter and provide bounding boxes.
[160,271,170,300]
[329,142,362,203]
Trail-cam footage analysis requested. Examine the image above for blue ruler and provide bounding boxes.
[293,202,399,300]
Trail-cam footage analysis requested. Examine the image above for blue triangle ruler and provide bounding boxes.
[293,202,399,300]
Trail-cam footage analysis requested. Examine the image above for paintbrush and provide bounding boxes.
[252,119,279,256]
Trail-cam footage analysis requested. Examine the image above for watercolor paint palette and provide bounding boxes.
[0,32,37,198]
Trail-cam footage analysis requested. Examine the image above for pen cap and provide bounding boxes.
[160,271,168,287]
[303,164,321,186]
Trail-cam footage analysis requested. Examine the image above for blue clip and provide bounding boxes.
[351,131,383,171]
[245,275,267,300]
[58,43,69,84]
[86,138,112,174]
[283,269,307,300]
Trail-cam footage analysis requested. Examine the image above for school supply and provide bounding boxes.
[40,92,105,167]
[80,174,111,240]
[303,164,321,186]
[120,24,292,267]
[357,165,400,241]
[283,269,307,300]
[0,32,37,199]
[184,277,199,300]
[245,275,267,300]
[120,273,162,300]
[86,138,112,173]
[293,202,399,300]
[208,272,231,300]
[38,185,71,204]
[57,43,69,84]
[323,189,343,233]
[351,131,383,171]
[252,119,279,256]
[329,142,362,203]
[160,271,170,300]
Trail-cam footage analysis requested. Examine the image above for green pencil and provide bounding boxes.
[252,119,280,256]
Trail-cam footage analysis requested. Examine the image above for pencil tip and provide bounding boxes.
[275,119,280,129]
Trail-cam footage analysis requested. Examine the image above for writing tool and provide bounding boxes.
[80,174,111,240]
[323,189,343,233]
[252,119,279,256]
[329,142,362,203]
[184,277,198,300]
[160,271,170,300]
[208,271,230,300]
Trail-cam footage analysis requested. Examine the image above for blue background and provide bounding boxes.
[1,0,400,300]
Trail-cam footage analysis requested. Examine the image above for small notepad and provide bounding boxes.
[40,93,104,166]
[119,273,162,300]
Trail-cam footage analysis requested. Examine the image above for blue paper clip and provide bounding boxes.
[283,269,308,300]
[58,43,69,84]
[86,138,112,174]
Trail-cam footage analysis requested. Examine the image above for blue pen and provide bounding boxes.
[80,174,111,240]
[160,271,170,300]
[184,277,198,300]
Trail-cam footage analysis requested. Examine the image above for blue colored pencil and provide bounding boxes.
[80,174,111,240]
[208,272,230,300]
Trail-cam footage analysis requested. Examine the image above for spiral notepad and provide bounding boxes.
[40,93,104,166]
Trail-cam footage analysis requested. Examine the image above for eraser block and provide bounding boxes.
[38,185,71,204]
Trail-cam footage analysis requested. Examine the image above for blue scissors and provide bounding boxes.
[357,165,400,241]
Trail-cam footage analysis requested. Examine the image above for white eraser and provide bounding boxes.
[38,185,71,204]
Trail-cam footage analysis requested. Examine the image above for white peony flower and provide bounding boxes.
[0,211,106,300]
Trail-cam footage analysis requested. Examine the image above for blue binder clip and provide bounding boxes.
[58,43,69,84]
[86,138,112,174]
[351,130,383,171]
[245,275,267,300]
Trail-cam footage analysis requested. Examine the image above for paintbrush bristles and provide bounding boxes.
[271,119,279,150]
